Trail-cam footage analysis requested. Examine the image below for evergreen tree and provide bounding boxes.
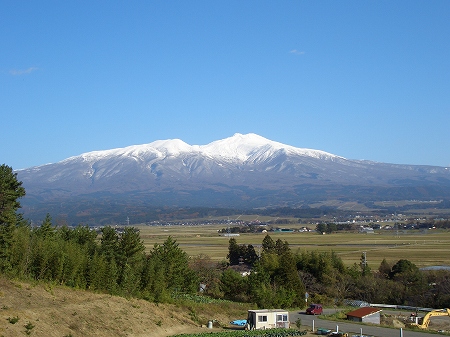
[378,258,392,278]
[148,236,198,295]
[100,226,119,262]
[60,240,89,287]
[227,237,241,265]
[0,220,16,272]
[116,227,145,290]
[389,259,419,279]
[34,213,55,239]
[0,164,26,225]
[243,244,259,266]
[274,250,305,307]
[388,259,425,305]
[248,261,273,307]
[0,164,26,272]
[89,251,108,290]
[220,268,247,302]
[71,225,97,255]
[261,234,275,254]
[326,223,337,234]
[275,239,290,256]
[316,223,327,234]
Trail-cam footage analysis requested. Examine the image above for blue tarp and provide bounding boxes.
[230,319,247,326]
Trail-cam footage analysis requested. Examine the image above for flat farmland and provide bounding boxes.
[137,225,450,269]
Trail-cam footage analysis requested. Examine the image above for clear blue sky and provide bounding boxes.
[1,1,449,169]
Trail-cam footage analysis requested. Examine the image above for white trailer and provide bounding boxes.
[246,309,290,330]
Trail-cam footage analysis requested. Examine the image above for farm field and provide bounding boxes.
[137,224,450,269]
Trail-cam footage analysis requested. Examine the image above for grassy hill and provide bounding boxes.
[0,276,249,337]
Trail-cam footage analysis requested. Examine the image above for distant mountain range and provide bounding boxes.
[16,133,450,225]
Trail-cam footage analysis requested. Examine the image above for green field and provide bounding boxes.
[137,224,450,269]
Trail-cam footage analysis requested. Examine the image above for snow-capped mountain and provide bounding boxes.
[16,133,450,223]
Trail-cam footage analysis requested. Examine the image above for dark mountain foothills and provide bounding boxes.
[14,133,450,225]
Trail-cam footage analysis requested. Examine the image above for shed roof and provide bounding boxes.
[346,307,382,318]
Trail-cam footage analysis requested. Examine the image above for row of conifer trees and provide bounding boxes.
[0,213,198,302]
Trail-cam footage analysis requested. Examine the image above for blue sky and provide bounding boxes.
[1,1,449,169]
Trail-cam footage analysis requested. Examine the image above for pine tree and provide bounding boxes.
[261,234,275,254]
[34,213,55,239]
[378,258,392,278]
[275,239,290,255]
[116,227,145,289]
[227,237,241,265]
[100,226,119,262]
[0,164,26,272]
[0,164,26,225]
[220,268,247,302]
[243,244,259,266]
[149,236,198,295]
[274,250,305,307]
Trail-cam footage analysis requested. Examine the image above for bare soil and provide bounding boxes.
[382,312,450,332]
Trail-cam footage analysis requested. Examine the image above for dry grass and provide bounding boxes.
[0,274,326,337]
[0,277,242,337]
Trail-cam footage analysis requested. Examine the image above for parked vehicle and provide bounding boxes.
[306,304,323,315]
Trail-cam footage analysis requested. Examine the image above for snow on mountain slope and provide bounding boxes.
[63,138,197,163]
[200,133,341,162]
[55,133,340,167]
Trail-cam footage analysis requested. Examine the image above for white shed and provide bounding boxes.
[246,309,290,330]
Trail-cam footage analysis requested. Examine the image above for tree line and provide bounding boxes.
[1,214,198,302]
[222,235,450,309]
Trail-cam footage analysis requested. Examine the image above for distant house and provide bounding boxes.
[359,227,374,234]
[346,307,382,324]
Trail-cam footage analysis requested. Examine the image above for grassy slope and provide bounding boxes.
[0,276,322,337]
[0,277,250,337]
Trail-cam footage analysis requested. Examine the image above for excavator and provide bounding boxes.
[407,308,450,329]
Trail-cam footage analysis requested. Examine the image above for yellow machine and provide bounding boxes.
[408,308,450,329]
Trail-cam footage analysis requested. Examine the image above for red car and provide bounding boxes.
[306,304,323,315]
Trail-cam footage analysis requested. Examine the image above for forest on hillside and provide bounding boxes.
[1,164,450,309]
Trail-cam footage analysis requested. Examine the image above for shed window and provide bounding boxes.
[277,314,288,322]
[258,315,268,322]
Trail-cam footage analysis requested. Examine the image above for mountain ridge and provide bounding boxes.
[15,133,450,224]
[25,133,341,169]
